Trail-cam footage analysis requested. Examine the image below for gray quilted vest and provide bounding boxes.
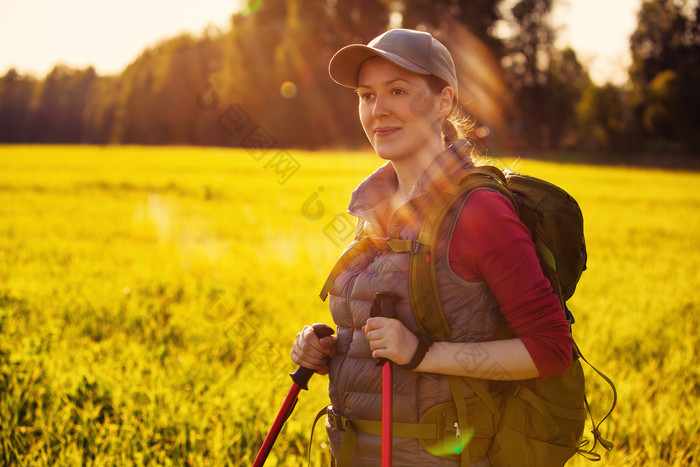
[325,140,502,466]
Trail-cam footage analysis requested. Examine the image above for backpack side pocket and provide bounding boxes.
[488,360,587,467]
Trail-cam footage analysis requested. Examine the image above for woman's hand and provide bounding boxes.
[291,325,337,375]
[363,317,419,366]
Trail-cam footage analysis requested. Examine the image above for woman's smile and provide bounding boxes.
[374,126,401,137]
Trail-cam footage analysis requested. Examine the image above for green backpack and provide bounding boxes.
[405,166,616,465]
[319,165,617,465]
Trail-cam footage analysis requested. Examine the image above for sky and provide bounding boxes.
[552,0,642,84]
[0,0,641,84]
[0,0,241,76]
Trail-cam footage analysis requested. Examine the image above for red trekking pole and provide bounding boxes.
[370,292,400,467]
[252,323,334,467]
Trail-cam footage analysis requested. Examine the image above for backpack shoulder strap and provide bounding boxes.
[409,166,514,341]
[319,236,374,301]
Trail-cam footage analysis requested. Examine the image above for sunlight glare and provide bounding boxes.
[280,80,298,99]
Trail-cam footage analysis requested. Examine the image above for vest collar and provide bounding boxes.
[347,139,475,227]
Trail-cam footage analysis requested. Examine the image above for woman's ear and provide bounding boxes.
[438,86,455,116]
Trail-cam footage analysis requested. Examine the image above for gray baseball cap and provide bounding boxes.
[328,28,458,97]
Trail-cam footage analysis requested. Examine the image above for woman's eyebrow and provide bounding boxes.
[357,78,412,89]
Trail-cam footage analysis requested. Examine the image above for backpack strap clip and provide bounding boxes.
[411,240,421,254]
[379,237,422,254]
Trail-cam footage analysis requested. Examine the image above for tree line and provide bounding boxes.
[0,0,698,156]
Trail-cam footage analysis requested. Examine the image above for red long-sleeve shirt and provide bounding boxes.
[448,189,573,379]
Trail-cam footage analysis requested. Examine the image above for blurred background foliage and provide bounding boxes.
[0,0,698,156]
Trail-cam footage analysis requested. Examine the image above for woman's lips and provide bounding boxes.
[374,127,400,137]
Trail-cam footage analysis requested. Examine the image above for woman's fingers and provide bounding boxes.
[365,317,401,341]
[323,336,338,358]
[364,317,418,365]
[290,325,336,371]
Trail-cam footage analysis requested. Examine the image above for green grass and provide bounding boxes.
[0,145,698,466]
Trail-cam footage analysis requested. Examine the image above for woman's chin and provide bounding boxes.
[372,142,402,161]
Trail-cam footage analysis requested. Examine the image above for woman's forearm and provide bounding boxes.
[415,338,540,380]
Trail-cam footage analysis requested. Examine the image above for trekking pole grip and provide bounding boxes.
[371,292,400,319]
[290,323,335,390]
[370,292,400,366]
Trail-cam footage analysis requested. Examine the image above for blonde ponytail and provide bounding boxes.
[442,119,460,143]
[442,110,475,144]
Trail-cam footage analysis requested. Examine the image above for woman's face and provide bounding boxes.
[356,58,451,162]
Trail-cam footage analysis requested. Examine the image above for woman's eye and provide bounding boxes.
[391,88,406,96]
[359,92,374,102]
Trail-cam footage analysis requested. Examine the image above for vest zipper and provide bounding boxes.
[453,422,462,439]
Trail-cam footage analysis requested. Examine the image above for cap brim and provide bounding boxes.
[328,44,432,88]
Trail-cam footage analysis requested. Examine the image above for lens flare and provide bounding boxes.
[423,426,475,458]
[442,18,515,151]
[280,81,298,99]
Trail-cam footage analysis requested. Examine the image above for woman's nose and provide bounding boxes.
[372,95,390,118]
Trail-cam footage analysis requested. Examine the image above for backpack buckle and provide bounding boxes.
[327,406,346,431]
[411,240,421,254]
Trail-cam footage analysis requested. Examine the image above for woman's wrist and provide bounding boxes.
[398,333,433,371]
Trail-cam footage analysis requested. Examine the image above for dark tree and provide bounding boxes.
[577,83,630,150]
[629,0,700,152]
[546,48,590,148]
[0,69,36,142]
[401,0,504,54]
[501,0,556,149]
[28,65,97,143]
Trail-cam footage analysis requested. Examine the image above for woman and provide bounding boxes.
[291,29,573,466]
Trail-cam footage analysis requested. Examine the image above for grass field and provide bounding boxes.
[1,145,698,466]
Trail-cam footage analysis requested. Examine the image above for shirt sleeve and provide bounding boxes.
[448,189,573,379]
